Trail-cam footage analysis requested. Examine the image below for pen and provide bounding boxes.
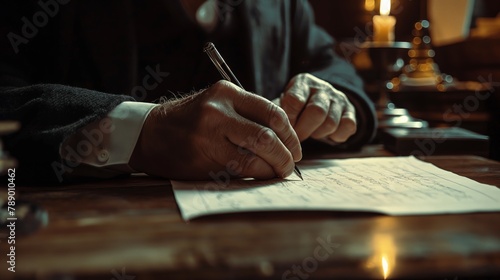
[203,42,303,180]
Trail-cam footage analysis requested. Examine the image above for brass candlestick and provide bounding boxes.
[389,20,454,92]
[361,41,428,131]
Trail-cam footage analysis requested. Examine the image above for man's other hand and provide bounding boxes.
[130,80,302,180]
[278,73,357,143]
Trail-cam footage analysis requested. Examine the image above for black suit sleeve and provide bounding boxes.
[1,85,133,183]
[289,0,377,149]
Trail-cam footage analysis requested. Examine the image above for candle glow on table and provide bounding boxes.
[373,0,396,42]
[382,256,389,279]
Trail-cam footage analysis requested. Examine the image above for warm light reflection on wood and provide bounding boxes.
[380,0,391,16]
[365,219,397,279]
[367,234,396,279]
[382,256,389,279]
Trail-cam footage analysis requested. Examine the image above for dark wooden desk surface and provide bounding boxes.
[1,145,500,280]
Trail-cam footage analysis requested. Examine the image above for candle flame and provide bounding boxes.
[380,0,391,16]
[382,256,389,279]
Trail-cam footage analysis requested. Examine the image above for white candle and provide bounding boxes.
[373,0,396,42]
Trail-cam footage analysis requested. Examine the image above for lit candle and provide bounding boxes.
[373,0,396,42]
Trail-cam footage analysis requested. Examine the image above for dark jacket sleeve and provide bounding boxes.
[289,0,377,149]
[0,85,133,183]
[0,3,133,183]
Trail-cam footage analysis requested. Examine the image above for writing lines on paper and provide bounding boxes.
[172,156,500,220]
[304,159,475,204]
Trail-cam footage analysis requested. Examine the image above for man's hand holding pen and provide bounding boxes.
[129,74,358,180]
[130,80,302,180]
[131,42,356,181]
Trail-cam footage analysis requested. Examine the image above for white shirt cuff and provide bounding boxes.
[60,101,158,175]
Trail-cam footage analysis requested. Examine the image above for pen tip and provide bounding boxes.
[294,166,303,180]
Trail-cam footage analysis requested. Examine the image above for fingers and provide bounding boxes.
[228,82,302,162]
[279,74,358,143]
[310,102,341,139]
[280,75,310,127]
[310,100,356,142]
[214,141,276,180]
[207,80,301,178]
[327,104,357,142]
[225,114,297,178]
[293,90,330,141]
[132,80,302,181]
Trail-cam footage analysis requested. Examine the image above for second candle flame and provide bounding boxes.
[380,0,391,16]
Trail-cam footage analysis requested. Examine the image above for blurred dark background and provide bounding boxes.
[308,0,500,160]
[309,0,500,80]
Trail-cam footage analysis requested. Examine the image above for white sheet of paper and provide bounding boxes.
[172,157,500,220]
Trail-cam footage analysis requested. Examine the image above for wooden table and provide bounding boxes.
[1,145,500,279]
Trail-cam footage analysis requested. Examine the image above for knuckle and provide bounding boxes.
[200,100,220,114]
[211,80,235,96]
[316,90,332,102]
[291,73,305,82]
[283,133,301,154]
[256,129,293,173]
[282,92,305,111]
[268,104,289,131]
[255,127,277,151]
[334,90,349,104]
[307,102,328,117]
[295,73,311,81]
[213,80,230,89]
[301,73,323,85]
